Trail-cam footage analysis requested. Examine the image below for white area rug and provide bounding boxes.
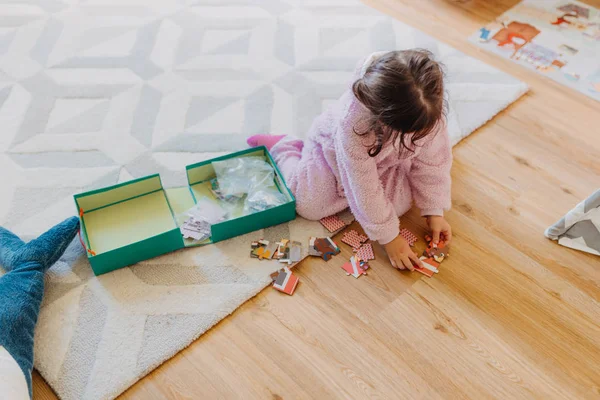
[0,1,527,399]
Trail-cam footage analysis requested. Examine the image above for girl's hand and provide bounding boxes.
[426,215,452,245]
[384,235,424,271]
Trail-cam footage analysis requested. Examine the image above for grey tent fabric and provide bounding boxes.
[545,189,600,256]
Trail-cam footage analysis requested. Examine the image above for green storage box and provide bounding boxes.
[75,146,296,275]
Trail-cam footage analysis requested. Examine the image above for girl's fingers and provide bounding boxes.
[409,253,424,268]
[444,228,453,245]
[401,256,414,271]
[432,229,441,244]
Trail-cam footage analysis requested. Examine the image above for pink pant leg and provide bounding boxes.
[271,138,348,221]
[270,137,303,183]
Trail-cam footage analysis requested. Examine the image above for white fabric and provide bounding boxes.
[0,347,29,400]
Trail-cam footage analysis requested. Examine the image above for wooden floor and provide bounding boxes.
[34,0,600,399]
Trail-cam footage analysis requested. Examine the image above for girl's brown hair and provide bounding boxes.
[352,49,446,157]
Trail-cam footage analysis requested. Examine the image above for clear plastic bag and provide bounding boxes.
[244,187,288,214]
[212,156,288,216]
[179,198,228,242]
[212,157,275,197]
[185,197,228,224]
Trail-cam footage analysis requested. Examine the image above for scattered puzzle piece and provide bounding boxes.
[261,242,278,260]
[270,268,283,281]
[309,237,340,261]
[399,228,418,246]
[272,267,299,295]
[279,241,303,264]
[341,256,367,278]
[341,230,367,249]
[289,241,302,262]
[423,235,449,262]
[180,217,212,241]
[320,215,346,232]
[274,239,290,259]
[414,257,440,278]
[413,265,434,278]
[356,243,375,261]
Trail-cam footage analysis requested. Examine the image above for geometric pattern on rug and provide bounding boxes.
[0,1,527,399]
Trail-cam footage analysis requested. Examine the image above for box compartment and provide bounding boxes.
[75,175,183,276]
[183,146,296,245]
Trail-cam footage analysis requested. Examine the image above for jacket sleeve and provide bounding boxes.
[408,122,452,217]
[334,98,400,245]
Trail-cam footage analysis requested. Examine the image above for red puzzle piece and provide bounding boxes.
[399,228,418,246]
[320,215,346,233]
[342,230,367,249]
[356,243,375,261]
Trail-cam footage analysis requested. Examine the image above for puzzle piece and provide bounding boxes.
[356,243,375,261]
[272,268,299,295]
[251,246,265,258]
[309,237,340,261]
[320,215,346,232]
[260,242,278,260]
[423,235,449,262]
[270,268,284,281]
[274,240,289,259]
[288,241,302,262]
[341,256,367,278]
[279,241,303,264]
[341,230,367,249]
[399,229,418,246]
[180,217,212,241]
[414,257,440,278]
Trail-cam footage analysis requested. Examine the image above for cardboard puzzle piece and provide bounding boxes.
[309,237,340,261]
[359,260,370,271]
[251,239,284,261]
[414,256,440,278]
[274,239,289,260]
[288,241,302,262]
[356,243,375,261]
[180,217,211,242]
[341,256,367,278]
[341,230,367,249]
[320,215,346,233]
[270,268,283,282]
[251,246,266,259]
[260,242,278,260]
[272,267,299,295]
[279,241,302,264]
[423,235,449,262]
[399,228,418,246]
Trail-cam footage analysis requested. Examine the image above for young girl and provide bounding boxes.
[248,50,452,271]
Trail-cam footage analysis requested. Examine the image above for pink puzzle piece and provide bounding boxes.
[356,243,375,261]
[342,230,367,250]
[320,215,346,232]
[399,228,418,246]
[341,256,367,278]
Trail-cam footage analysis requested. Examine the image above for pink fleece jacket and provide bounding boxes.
[271,53,452,244]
